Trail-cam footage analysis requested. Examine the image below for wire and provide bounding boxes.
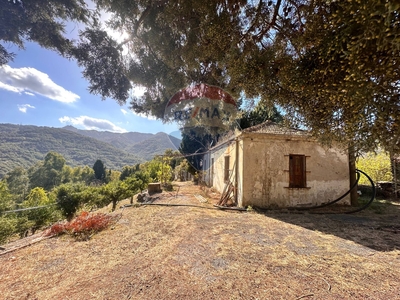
[1,204,57,214]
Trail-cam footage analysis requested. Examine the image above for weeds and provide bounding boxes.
[45,211,119,241]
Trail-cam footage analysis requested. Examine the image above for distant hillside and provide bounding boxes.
[0,124,143,178]
[128,132,182,161]
[63,125,154,151]
[63,126,181,161]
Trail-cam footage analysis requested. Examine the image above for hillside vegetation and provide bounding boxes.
[0,124,142,177]
[128,132,182,161]
[64,126,181,162]
[62,125,154,151]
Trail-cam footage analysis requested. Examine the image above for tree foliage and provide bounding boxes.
[0,0,91,65]
[124,172,149,193]
[356,151,393,185]
[0,216,17,245]
[0,181,13,213]
[142,156,173,183]
[22,187,55,233]
[70,0,400,153]
[100,180,130,211]
[239,103,283,130]
[2,1,399,151]
[55,183,85,220]
[4,167,30,204]
[29,152,66,190]
[119,164,140,181]
[179,130,214,172]
[93,159,106,181]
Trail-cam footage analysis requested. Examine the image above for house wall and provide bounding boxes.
[237,139,244,207]
[206,139,240,204]
[240,133,350,208]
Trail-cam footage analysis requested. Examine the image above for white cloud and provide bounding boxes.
[59,115,127,133]
[18,104,35,113]
[0,65,79,103]
[133,111,157,120]
[24,92,35,96]
[121,109,128,115]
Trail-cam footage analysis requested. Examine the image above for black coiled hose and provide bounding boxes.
[287,169,376,214]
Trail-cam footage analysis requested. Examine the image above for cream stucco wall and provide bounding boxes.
[240,133,350,208]
[206,132,350,208]
[207,140,236,195]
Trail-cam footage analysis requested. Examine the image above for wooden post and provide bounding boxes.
[394,157,398,199]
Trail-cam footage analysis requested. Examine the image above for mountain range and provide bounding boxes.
[0,124,181,178]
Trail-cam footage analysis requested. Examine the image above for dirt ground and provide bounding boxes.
[1,182,400,300]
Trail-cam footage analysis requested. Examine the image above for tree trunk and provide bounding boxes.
[390,152,398,199]
[349,145,358,206]
[112,200,117,212]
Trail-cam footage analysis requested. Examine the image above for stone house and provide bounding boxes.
[202,121,351,208]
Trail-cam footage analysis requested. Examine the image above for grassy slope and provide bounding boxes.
[0,182,399,299]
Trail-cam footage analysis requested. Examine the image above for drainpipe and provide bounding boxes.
[235,137,239,205]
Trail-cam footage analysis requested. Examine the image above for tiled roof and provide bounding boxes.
[241,120,308,136]
[211,121,309,149]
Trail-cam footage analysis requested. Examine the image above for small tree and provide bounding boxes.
[143,157,173,183]
[93,160,106,182]
[175,159,190,181]
[124,173,150,204]
[81,186,108,209]
[120,164,141,181]
[0,181,13,213]
[22,187,55,234]
[357,151,393,185]
[4,167,30,204]
[0,216,17,245]
[131,171,150,193]
[100,180,131,212]
[28,152,67,190]
[56,184,84,221]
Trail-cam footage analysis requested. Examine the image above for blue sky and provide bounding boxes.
[0,39,179,135]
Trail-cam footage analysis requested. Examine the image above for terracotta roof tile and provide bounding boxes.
[241,120,308,136]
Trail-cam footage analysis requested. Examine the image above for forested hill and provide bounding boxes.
[0,124,143,178]
[128,132,182,161]
[63,126,181,161]
[62,125,154,151]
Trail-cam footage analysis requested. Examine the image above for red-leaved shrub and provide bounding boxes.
[45,211,119,240]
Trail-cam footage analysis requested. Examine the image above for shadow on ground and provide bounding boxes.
[259,199,400,252]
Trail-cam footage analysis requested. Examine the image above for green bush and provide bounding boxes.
[22,187,55,233]
[0,216,17,245]
[356,151,392,185]
[55,184,85,220]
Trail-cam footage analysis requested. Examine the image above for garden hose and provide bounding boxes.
[136,169,376,215]
[284,168,376,214]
